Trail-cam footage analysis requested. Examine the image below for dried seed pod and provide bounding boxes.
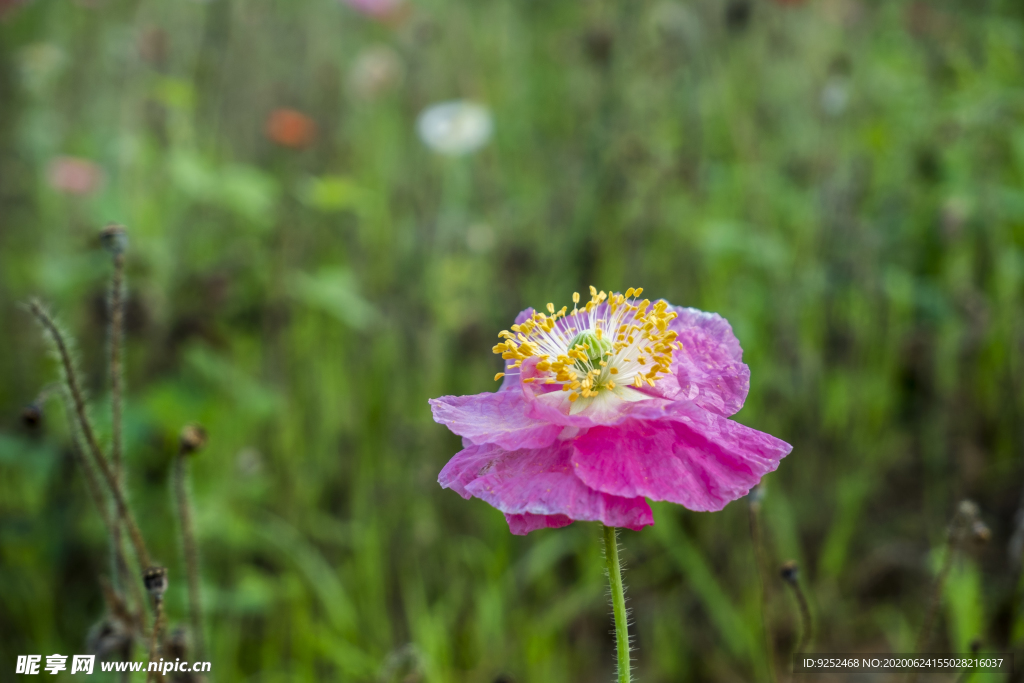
[780,560,799,583]
[179,424,207,455]
[143,566,168,599]
[99,224,128,255]
[21,402,43,429]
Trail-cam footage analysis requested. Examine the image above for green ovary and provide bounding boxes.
[568,330,613,366]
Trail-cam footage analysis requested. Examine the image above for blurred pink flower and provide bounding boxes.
[0,0,25,20]
[47,156,105,195]
[340,0,408,22]
[430,287,792,535]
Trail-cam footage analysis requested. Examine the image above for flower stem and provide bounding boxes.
[174,448,205,659]
[603,524,631,683]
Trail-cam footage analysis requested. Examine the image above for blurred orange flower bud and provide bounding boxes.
[265,108,317,149]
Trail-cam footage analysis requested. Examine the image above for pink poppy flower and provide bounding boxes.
[340,0,408,22]
[431,287,792,535]
[47,156,105,195]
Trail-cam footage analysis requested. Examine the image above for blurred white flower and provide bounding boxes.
[235,448,264,477]
[416,101,493,156]
[820,77,850,117]
[349,45,404,100]
[466,223,496,253]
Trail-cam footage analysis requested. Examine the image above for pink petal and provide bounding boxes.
[438,443,505,499]
[660,306,750,417]
[463,441,653,530]
[570,404,792,511]
[429,390,562,450]
[504,513,573,535]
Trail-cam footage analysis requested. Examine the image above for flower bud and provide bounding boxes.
[780,560,799,583]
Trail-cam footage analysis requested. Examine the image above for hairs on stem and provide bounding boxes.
[108,243,127,592]
[174,425,208,659]
[27,299,153,570]
[55,392,147,627]
[749,489,778,683]
[143,567,168,683]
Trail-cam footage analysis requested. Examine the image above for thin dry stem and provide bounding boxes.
[28,299,152,569]
[110,252,125,477]
[749,503,778,683]
[915,504,975,654]
[59,395,148,630]
[109,252,126,590]
[146,597,165,683]
[786,576,813,655]
[174,449,205,659]
[907,503,977,683]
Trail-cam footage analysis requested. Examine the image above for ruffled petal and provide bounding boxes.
[463,441,653,530]
[429,390,562,451]
[504,513,573,535]
[570,404,792,511]
[659,306,750,417]
[438,443,505,499]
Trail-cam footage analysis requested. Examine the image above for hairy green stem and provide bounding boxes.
[603,524,631,683]
[29,299,152,569]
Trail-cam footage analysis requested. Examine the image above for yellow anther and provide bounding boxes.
[569,393,579,403]
[490,286,679,400]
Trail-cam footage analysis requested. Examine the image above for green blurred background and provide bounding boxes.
[1,0,1023,680]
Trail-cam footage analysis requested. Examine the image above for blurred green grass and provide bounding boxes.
[1,0,1024,681]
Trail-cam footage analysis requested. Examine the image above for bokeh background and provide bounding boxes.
[1,0,1024,680]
